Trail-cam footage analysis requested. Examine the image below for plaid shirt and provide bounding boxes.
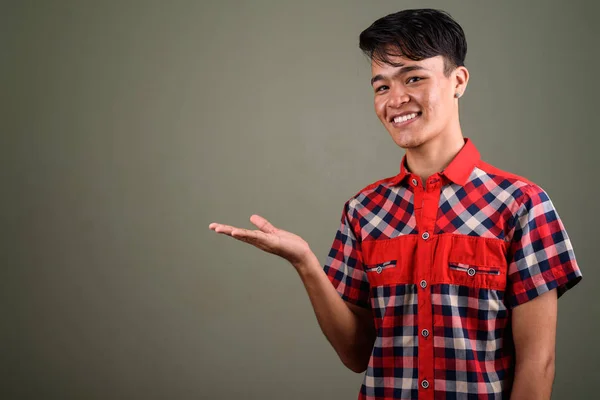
[323,138,582,400]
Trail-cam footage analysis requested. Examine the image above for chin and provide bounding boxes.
[389,126,441,150]
[390,133,426,149]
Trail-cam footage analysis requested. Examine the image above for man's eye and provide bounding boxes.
[407,77,422,84]
[375,85,389,92]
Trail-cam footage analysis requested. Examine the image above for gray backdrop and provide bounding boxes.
[2,1,598,399]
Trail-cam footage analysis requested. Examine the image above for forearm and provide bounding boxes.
[509,358,555,400]
[293,251,374,372]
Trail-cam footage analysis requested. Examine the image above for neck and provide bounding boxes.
[405,127,465,183]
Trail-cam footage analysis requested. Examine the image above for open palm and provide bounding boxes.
[208,214,312,267]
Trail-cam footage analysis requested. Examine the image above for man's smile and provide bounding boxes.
[389,111,422,127]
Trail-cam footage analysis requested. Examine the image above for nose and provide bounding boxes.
[387,86,410,108]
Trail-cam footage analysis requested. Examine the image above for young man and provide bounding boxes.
[209,9,582,400]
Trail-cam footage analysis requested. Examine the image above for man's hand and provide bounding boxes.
[209,214,313,269]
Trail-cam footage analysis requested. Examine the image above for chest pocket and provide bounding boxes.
[365,260,397,274]
[443,235,509,290]
[362,235,418,287]
[364,260,398,287]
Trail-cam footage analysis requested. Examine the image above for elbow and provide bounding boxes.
[340,353,369,374]
[516,351,555,380]
[333,320,375,374]
[543,353,556,379]
[535,350,555,379]
[343,359,368,374]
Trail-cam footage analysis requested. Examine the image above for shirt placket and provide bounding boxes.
[412,175,443,400]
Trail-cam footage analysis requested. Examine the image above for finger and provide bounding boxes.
[231,228,278,252]
[211,223,276,251]
[209,223,240,235]
[231,227,269,242]
[249,214,277,234]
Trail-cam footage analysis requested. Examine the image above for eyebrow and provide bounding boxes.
[370,65,427,86]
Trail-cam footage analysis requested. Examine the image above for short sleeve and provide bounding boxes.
[323,201,370,308]
[506,184,582,308]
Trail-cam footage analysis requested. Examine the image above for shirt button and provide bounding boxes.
[421,379,430,389]
[411,178,418,186]
[421,232,430,240]
[421,329,429,337]
[467,268,476,276]
[376,266,383,274]
[420,280,427,289]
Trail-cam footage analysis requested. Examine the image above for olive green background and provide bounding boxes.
[2,1,598,399]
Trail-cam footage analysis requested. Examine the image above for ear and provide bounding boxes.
[454,66,469,96]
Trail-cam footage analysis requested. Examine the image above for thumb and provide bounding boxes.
[250,214,278,234]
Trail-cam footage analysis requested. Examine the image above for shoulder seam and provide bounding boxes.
[348,175,398,202]
[475,160,535,186]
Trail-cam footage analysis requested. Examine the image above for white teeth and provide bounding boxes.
[393,113,418,123]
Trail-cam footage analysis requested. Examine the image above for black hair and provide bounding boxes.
[359,9,467,76]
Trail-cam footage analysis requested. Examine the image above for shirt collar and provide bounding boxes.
[392,137,480,187]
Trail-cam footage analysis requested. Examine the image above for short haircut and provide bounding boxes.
[359,9,467,76]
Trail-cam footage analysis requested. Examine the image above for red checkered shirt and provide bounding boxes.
[323,138,582,400]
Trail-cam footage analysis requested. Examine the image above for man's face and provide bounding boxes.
[371,54,464,149]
